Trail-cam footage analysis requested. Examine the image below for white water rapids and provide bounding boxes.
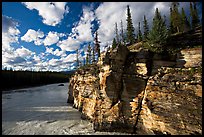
[2,83,132,135]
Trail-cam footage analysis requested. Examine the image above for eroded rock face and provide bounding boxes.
[67,64,100,121]
[67,45,202,135]
[176,48,202,68]
[137,67,202,135]
[94,45,130,132]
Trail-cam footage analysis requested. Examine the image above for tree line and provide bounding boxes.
[1,69,71,91]
[112,2,201,53]
[75,30,101,68]
[75,2,201,69]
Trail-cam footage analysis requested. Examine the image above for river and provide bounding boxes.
[2,83,131,135]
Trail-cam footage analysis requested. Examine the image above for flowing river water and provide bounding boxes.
[2,83,132,135]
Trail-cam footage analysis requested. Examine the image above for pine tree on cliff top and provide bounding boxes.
[171,2,182,33]
[193,2,200,27]
[87,44,92,64]
[76,49,79,69]
[94,30,100,59]
[181,7,191,32]
[126,5,135,45]
[137,22,143,42]
[120,20,125,45]
[92,45,95,64]
[112,38,117,49]
[143,15,149,41]
[147,8,169,53]
[115,22,120,45]
[190,2,200,29]
[169,7,176,34]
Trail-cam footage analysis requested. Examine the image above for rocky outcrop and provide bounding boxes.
[176,48,202,68]
[136,67,202,135]
[67,64,100,121]
[167,26,202,48]
[67,45,202,135]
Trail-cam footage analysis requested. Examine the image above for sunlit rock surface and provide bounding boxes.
[176,47,202,68]
[137,67,202,135]
[68,44,202,135]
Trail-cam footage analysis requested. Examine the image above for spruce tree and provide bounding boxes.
[86,53,89,65]
[181,7,190,32]
[120,20,125,45]
[87,44,92,64]
[83,58,86,66]
[92,45,95,64]
[115,22,120,45]
[169,7,176,34]
[76,49,79,68]
[126,5,135,45]
[190,2,200,28]
[171,2,182,33]
[94,30,100,59]
[112,38,117,49]
[143,15,149,41]
[193,2,200,27]
[147,8,169,53]
[137,22,143,42]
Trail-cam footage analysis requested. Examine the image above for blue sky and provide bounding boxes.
[2,2,202,72]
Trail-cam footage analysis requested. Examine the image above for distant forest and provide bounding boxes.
[1,70,73,91]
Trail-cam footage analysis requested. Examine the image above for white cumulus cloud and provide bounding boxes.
[21,29,44,45]
[16,46,34,58]
[2,15,21,68]
[43,31,60,46]
[57,37,81,52]
[53,48,66,57]
[60,53,77,63]
[56,6,94,52]
[22,2,69,26]
[75,7,95,42]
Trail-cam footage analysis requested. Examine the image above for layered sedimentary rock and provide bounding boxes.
[176,48,202,68]
[67,64,100,121]
[136,67,202,135]
[67,45,202,135]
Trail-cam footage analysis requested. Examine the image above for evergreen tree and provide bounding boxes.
[143,15,149,41]
[137,22,143,42]
[126,5,135,45]
[181,7,191,32]
[115,22,120,44]
[92,45,95,63]
[94,30,100,59]
[120,20,125,45]
[169,7,176,34]
[112,38,117,49]
[193,2,200,26]
[171,2,182,33]
[190,2,193,28]
[87,44,92,64]
[190,2,200,28]
[83,58,86,66]
[76,49,79,68]
[147,8,169,53]
[86,53,89,65]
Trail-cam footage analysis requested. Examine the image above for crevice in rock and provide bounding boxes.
[146,51,154,76]
[133,77,149,134]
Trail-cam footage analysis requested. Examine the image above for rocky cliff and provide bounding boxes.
[67,45,202,135]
